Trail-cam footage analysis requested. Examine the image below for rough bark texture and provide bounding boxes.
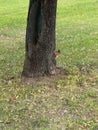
[22,0,57,77]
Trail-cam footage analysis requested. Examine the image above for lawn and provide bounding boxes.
[0,0,98,129]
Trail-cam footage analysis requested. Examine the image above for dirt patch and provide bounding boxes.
[21,67,68,87]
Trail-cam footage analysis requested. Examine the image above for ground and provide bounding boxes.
[0,0,98,129]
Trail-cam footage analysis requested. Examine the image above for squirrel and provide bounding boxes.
[55,50,61,58]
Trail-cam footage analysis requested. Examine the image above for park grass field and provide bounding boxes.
[0,0,98,129]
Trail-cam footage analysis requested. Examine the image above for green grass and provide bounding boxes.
[0,0,98,129]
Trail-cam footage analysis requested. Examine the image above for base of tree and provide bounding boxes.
[21,67,67,86]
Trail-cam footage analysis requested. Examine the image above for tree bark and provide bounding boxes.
[22,0,57,77]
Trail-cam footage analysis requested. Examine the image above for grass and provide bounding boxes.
[0,0,98,129]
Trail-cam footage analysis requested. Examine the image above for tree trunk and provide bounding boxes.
[22,0,57,77]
